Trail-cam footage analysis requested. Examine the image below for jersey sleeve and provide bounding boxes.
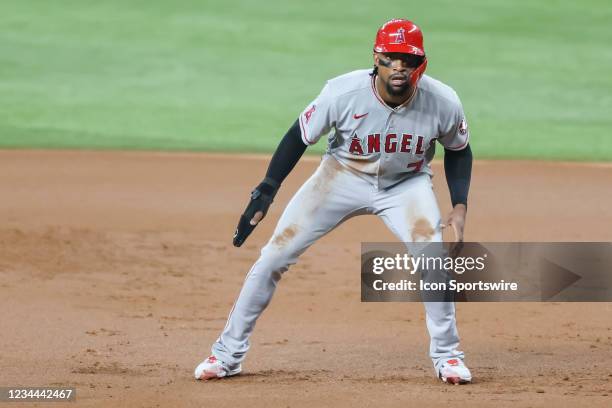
[298,82,337,145]
[438,98,470,151]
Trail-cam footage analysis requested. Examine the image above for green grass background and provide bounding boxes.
[1,0,611,160]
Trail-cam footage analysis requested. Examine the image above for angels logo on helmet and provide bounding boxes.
[389,27,406,44]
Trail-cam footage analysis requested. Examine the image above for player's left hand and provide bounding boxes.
[444,204,467,242]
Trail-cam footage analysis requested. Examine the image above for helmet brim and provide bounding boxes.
[373,44,425,56]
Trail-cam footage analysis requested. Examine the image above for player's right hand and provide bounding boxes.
[443,204,467,257]
[233,182,278,247]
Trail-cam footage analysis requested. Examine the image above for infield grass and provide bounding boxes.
[1,0,611,161]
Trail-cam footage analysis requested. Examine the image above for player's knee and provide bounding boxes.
[247,258,287,285]
[257,247,295,276]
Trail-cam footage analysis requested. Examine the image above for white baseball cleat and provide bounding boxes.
[194,355,242,380]
[438,358,472,384]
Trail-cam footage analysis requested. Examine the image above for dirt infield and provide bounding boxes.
[1,150,611,407]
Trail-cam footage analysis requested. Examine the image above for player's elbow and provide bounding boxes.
[444,143,472,158]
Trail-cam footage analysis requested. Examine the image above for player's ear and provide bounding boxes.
[373,53,379,66]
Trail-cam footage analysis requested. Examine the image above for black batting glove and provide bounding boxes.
[233,180,279,247]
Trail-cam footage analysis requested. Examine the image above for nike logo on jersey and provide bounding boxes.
[353,113,369,119]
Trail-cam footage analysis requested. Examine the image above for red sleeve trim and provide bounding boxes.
[445,137,469,151]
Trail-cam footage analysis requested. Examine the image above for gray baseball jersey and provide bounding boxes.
[298,70,469,189]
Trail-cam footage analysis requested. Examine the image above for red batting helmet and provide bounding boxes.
[374,19,427,86]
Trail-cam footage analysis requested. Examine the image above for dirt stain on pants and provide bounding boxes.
[411,217,435,242]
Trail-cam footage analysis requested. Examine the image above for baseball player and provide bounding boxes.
[195,18,473,384]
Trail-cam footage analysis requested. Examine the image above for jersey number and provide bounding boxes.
[406,159,424,172]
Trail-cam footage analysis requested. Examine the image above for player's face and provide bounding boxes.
[374,52,421,97]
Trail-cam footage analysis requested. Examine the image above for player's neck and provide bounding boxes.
[375,76,416,108]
